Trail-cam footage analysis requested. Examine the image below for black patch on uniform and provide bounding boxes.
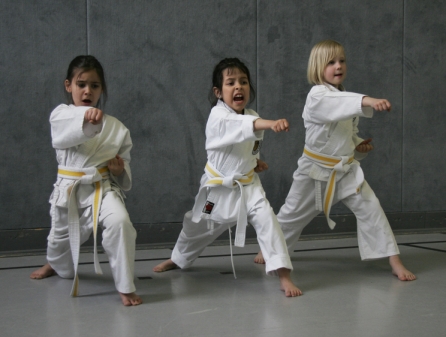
[203,201,215,214]
[252,140,262,155]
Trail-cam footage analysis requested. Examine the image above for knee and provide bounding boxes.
[103,213,136,239]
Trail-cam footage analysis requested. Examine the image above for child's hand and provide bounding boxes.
[362,97,392,111]
[254,159,269,173]
[271,119,289,133]
[108,154,125,176]
[355,138,374,153]
[84,108,103,125]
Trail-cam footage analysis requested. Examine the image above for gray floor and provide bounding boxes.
[1,233,445,337]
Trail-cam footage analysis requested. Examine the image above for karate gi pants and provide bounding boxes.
[277,171,400,260]
[47,190,137,294]
[172,198,293,276]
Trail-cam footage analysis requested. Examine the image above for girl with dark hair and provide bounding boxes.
[154,58,302,297]
[30,55,142,306]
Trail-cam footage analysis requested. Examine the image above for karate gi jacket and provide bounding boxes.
[49,104,132,210]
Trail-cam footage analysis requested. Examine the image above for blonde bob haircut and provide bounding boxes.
[307,40,345,89]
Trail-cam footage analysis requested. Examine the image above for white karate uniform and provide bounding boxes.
[171,100,293,275]
[47,104,137,294]
[278,85,400,260]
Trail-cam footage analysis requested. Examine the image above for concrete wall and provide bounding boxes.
[1,0,445,251]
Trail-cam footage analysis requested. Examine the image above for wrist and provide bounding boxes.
[362,96,370,107]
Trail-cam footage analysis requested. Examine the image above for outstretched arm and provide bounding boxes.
[362,97,392,111]
[254,118,289,132]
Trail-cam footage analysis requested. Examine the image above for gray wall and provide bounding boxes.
[1,0,445,251]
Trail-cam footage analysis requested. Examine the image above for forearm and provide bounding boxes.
[253,118,274,131]
[361,96,373,107]
[51,111,91,148]
[254,118,289,132]
[362,96,392,111]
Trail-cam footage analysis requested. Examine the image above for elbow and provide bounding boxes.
[51,139,64,149]
[52,138,70,149]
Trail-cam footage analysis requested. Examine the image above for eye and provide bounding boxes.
[328,60,335,65]
[92,84,101,89]
[77,83,86,88]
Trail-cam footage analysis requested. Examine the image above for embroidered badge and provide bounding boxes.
[202,201,215,214]
[252,140,262,155]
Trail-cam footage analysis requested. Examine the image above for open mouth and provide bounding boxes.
[234,94,244,102]
[82,99,92,104]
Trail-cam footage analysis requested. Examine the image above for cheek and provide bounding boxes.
[223,89,232,100]
[323,69,329,79]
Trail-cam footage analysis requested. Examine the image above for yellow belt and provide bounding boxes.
[57,166,109,297]
[303,147,353,230]
[205,163,255,187]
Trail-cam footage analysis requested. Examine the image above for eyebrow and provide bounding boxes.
[76,80,101,84]
[224,76,248,81]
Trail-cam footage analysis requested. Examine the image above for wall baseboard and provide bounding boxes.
[1,211,445,255]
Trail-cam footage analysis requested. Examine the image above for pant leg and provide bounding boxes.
[99,191,137,294]
[276,171,321,252]
[47,206,93,278]
[171,211,231,269]
[341,180,400,260]
[248,198,293,276]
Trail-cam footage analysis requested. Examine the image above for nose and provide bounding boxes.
[84,85,92,94]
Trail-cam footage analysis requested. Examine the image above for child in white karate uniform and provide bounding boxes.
[154,58,302,297]
[30,55,142,306]
[255,40,415,284]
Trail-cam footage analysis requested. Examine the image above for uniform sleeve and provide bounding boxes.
[50,104,103,149]
[110,125,132,191]
[350,117,367,160]
[205,107,263,150]
[303,85,373,124]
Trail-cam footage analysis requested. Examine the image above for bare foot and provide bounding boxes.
[254,251,265,264]
[119,292,142,306]
[389,255,416,281]
[30,263,56,279]
[277,268,302,297]
[153,259,178,272]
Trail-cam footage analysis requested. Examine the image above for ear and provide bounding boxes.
[64,79,72,93]
[213,87,221,99]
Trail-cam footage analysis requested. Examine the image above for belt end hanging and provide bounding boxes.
[70,274,79,297]
[228,225,237,279]
[327,218,336,230]
[207,219,215,235]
